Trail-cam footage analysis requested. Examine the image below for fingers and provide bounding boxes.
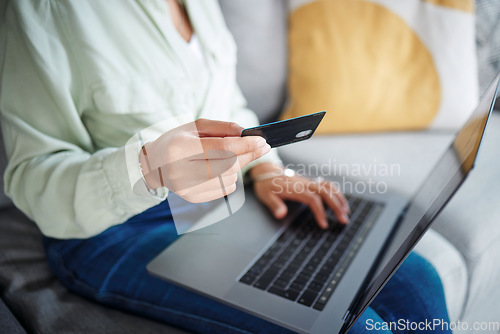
[201,145,272,176]
[175,174,239,203]
[330,184,350,213]
[171,170,239,195]
[256,191,288,219]
[229,144,271,172]
[200,136,268,157]
[277,189,329,230]
[178,144,271,179]
[314,182,350,224]
[198,138,271,175]
[194,119,244,137]
[159,142,269,190]
[299,191,329,229]
[187,151,240,178]
[258,176,350,229]
[183,182,238,203]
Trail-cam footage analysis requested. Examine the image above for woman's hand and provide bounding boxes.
[139,119,270,203]
[251,162,350,229]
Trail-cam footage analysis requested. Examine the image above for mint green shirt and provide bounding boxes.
[0,0,280,238]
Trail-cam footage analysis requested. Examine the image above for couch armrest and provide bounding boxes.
[0,297,26,334]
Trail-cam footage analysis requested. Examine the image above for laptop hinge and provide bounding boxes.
[342,310,350,321]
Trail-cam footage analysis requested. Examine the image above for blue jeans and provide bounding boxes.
[43,200,451,334]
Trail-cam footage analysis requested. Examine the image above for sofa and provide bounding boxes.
[1,1,499,333]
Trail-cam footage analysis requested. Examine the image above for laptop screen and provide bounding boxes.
[346,73,500,329]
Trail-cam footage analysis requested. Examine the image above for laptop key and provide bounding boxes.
[308,280,325,292]
[255,256,272,267]
[278,271,295,282]
[298,290,319,307]
[268,287,300,301]
[248,266,264,276]
[304,264,318,273]
[254,270,278,290]
[314,247,328,258]
[295,252,308,261]
[313,295,329,311]
[271,279,289,290]
[271,261,287,270]
[289,280,306,292]
[277,229,294,242]
[240,273,257,285]
[313,271,329,282]
[294,273,310,284]
[287,260,302,270]
[313,279,339,311]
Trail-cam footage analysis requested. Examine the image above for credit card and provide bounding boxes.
[241,111,326,148]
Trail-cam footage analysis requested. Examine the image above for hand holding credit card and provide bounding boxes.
[240,111,326,147]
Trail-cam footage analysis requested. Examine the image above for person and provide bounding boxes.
[0,0,451,333]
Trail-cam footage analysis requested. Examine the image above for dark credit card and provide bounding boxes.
[241,111,326,148]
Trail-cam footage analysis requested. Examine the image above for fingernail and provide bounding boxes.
[257,138,267,147]
[275,206,286,218]
[342,214,350,223]
[321,220,329,229]
[261,144,271,154]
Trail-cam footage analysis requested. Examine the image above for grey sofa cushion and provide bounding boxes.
[218,0,288,123]
[0,297,25,334]
[0,207,187,334]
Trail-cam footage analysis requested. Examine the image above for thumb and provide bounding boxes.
[260,192,288,219]
[194,118,244,137]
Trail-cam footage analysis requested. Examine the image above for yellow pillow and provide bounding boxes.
[282,0,478,134]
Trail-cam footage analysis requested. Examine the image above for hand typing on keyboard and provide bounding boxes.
[250,162,350,229]
[240,195,379,309]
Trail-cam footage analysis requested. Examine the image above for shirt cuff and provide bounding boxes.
[101,143,167,217]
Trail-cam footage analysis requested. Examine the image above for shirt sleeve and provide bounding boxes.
[227,76,283,175]
[0,2,165,239]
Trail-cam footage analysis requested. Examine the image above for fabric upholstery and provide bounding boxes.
[0,206,188,334]
[0,297,25,334]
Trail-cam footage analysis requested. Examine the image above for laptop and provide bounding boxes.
[148,73,500,334]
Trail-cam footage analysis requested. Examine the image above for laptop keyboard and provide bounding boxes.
[239,195,383,311]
